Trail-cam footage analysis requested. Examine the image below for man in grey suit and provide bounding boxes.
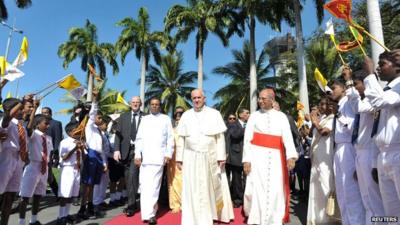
[226,108,249,208]
[113,96,144,217]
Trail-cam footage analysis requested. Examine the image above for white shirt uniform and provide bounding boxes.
[85,102,107,166]
[20,129,53,197]
[347,88,385,224]
[134,112,173,220]
[0,118,27,193]
[58,137,81,198]
[334,96,365,225]
[242,109,297,225]
[176,106,233,225]
[364,74,400,219]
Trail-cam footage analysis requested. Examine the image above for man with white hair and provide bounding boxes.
[176,89,233,225]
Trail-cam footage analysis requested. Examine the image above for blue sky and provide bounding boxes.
[0,0,326,125]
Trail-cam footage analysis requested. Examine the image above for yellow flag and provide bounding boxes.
[58,74,81,91]
[314,68,329,92]
[297,101,304,111]
[6,92,12,98]
[12,37,28,67]
[0,56,6,75]
[116,92,128,105]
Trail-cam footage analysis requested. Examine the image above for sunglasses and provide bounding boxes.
[228,117,236,120]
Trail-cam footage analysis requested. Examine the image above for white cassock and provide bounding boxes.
[334,95,365,225]
[135,113,174,220]
[176,106,234,225]
[347,87,385,225]
[242,109,298,225]
[364,74,400,220]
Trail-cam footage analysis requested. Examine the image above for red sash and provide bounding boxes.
[250,132,290,223]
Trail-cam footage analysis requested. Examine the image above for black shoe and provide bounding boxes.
[148,217,157,225]
[93,210,105,218]
[65,215,75,224]
[56,218,67,225]
[29,221,42,225]
[123,206,138,217]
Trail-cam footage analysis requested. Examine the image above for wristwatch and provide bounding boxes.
[345,80,354,88]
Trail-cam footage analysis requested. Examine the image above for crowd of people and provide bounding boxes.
[0,49,399,225]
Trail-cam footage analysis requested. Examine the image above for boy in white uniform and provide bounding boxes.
[19,105,54,225]
[0,98,27,225]
[56,121,84,225]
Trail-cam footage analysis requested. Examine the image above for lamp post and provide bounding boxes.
[0,20,23,98]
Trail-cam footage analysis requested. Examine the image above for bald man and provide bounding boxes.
[176,89,234,225]
[242,88,298,225]
[113,96,144,216]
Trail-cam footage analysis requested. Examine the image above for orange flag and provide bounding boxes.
[324,0,352,22]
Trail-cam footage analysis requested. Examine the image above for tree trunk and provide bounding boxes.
[249,16,257,113]
[367,0,385,67]
[294,0,310,114]
[87,70,93,102]
[140,51,146,111]
[197,42,204,90]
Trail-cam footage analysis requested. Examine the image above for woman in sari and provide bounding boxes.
[167,110,184,212]
[307,98,341,225]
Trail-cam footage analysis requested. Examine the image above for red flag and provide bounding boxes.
[324,0,352,21]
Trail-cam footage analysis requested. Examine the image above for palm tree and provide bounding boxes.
[292,0,326,113]
[115,7,162,109]
[0,0,31,20]
[58,19,119,102]
[213,40,282,117]
[145,51,197,115]
[222,0,294,113]
[164,0,236,89]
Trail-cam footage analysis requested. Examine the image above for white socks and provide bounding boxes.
[58,206,65,218]
[30,214,37,223]
[65,203,71,217]
[19,218,25,225]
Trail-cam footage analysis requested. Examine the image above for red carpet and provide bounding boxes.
[104,207,247,225]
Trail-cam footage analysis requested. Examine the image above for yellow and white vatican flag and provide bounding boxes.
[314,68,332,93]
[0,56,25,81]
[12,37,28,67]
[58,74,87,100]
[116,92,129,106]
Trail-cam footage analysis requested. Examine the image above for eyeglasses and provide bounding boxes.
[228,117,236,121]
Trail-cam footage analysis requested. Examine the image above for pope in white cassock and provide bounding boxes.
[243,88,298,225]
[134,98,174,225]
[176,89,234,225]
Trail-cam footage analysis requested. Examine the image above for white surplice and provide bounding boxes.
[135,112,174,220]
[176,106,233,225]
[242,109,298,225]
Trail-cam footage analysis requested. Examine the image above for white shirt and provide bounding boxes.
[29,129,53,162]
[85,102,107,166]
[242,109,298,162]
[364,74,400,148]
[1,118,27,154]
[135,113,174,165]
[347,87,376,148]
[59,136,80,166]
[334,95,356,144]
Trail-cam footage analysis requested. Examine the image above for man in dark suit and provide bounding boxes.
[42,106,63,198]
[226,108,249,208]
[113,96,144,217]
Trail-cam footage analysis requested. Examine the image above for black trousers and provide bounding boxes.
[124,151,140,209]
[226,164,244,204]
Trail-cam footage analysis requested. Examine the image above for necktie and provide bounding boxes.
[41,135,48,174]
[351,114,360,144]
[17,121,28,162]
[333,114,337,148]
[131,113,137,141]
[371,86,391,137]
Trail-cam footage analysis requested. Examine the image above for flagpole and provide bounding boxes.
[351,22,390,52]
[329,35,346,65]
[33,74,72,95]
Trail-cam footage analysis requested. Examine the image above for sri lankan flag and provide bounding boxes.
[337,26,363,52]
[324,0,352,22]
